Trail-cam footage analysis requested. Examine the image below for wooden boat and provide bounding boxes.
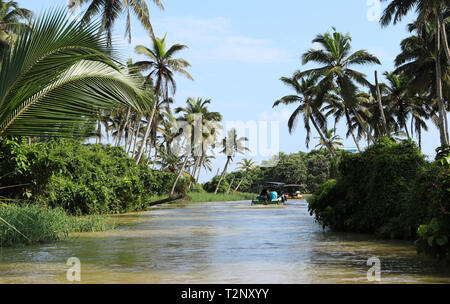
[251,196,286,205]
[282,184,303,199]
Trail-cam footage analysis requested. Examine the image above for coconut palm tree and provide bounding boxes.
[0,9,144,137]
[273,72,336,156]
[394,22,449,142]
[175,97,222,187]
[0,0,32,62]
[380,0,449,145]
[383,71,414,138]
[134,35,193,164]
[323,90,363,152]
[68,0,164,45]
[314,129,344,154]
[299,28,381,143]
[214,129,249,194]
[233,158,257,193]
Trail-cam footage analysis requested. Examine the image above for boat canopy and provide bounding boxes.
[283,184,301,188]
[255,182,285,188]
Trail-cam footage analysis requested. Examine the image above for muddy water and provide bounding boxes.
[0,200,449,283]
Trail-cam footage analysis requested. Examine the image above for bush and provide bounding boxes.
[308,138,427,235]
[0,138,178,215]
[308,138,450,261]
[203,175,229,193]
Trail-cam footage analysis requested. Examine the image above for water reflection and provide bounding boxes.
[0,200,449,283]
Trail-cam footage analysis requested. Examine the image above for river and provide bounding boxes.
[0,199,449,283]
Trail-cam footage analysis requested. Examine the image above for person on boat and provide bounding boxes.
[270,190,278,201]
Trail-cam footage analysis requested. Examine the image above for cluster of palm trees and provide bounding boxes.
[0,0,252,196]
[275,1,449,155]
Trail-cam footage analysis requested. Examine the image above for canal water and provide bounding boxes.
[1,199,449,283]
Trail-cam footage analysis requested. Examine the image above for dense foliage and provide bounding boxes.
[0,138,183,215]
[308,138,450,261]
[203,150,330,194]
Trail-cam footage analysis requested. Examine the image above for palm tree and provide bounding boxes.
[134,35,193,164]
[0,0,32,62]
[233,158,257,193]
[394,22,449,142]
[314,129,344,154]
[383,72,414,138]
[273,72,336,156]
[175,97,222,187]
[380,0,449,145]
[214,129,249,194]
[68,0,164,45]
[300,28,381,143]
[0,9,144,137]
[323,90,363,152]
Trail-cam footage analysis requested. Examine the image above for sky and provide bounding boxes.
[18,0,447,182]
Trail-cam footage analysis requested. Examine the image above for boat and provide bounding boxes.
[282,184,303,199]
[251,182,287,205]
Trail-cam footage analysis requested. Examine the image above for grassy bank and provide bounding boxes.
[186,192,255,203]
[0,204,116,247]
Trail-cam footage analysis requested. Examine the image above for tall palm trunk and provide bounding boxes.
[214,156,231,194]
[170,154,189,196]
[136,94,159,164]
[418,127,422,151]
[435,11,449,146]
[439,11,450,64]
[234,172,248,192]
[310,114,336,156]
[404,119,410,138]
[189,156,200,189]
[226,176,236,194]
[375,70,389,136]
[132,120,141,157]
[196,155,203,183]
[118,107,131,148]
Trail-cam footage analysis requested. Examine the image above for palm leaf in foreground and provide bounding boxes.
[0,9,144,137]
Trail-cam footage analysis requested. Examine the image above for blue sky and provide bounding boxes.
[19,1,446,182]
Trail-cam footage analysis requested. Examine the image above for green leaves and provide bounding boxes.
[0,9,144,137]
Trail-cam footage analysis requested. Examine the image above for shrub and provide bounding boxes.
[308,138,427,235]
[308,139,450,261]
[0,138,177,215]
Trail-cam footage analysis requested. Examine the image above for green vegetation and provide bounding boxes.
[204,150,331,194]
[0,203,116,247]
[308,138,450,261]
[0,138,182,215]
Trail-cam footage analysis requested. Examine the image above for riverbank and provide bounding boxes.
[0,204,116,247]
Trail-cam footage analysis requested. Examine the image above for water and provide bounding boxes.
[1,200,449,283]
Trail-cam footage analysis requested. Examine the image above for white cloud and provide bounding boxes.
[144,16,293,64]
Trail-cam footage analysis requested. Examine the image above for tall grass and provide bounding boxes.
[0,204,116,247]
[187,192,255,203]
